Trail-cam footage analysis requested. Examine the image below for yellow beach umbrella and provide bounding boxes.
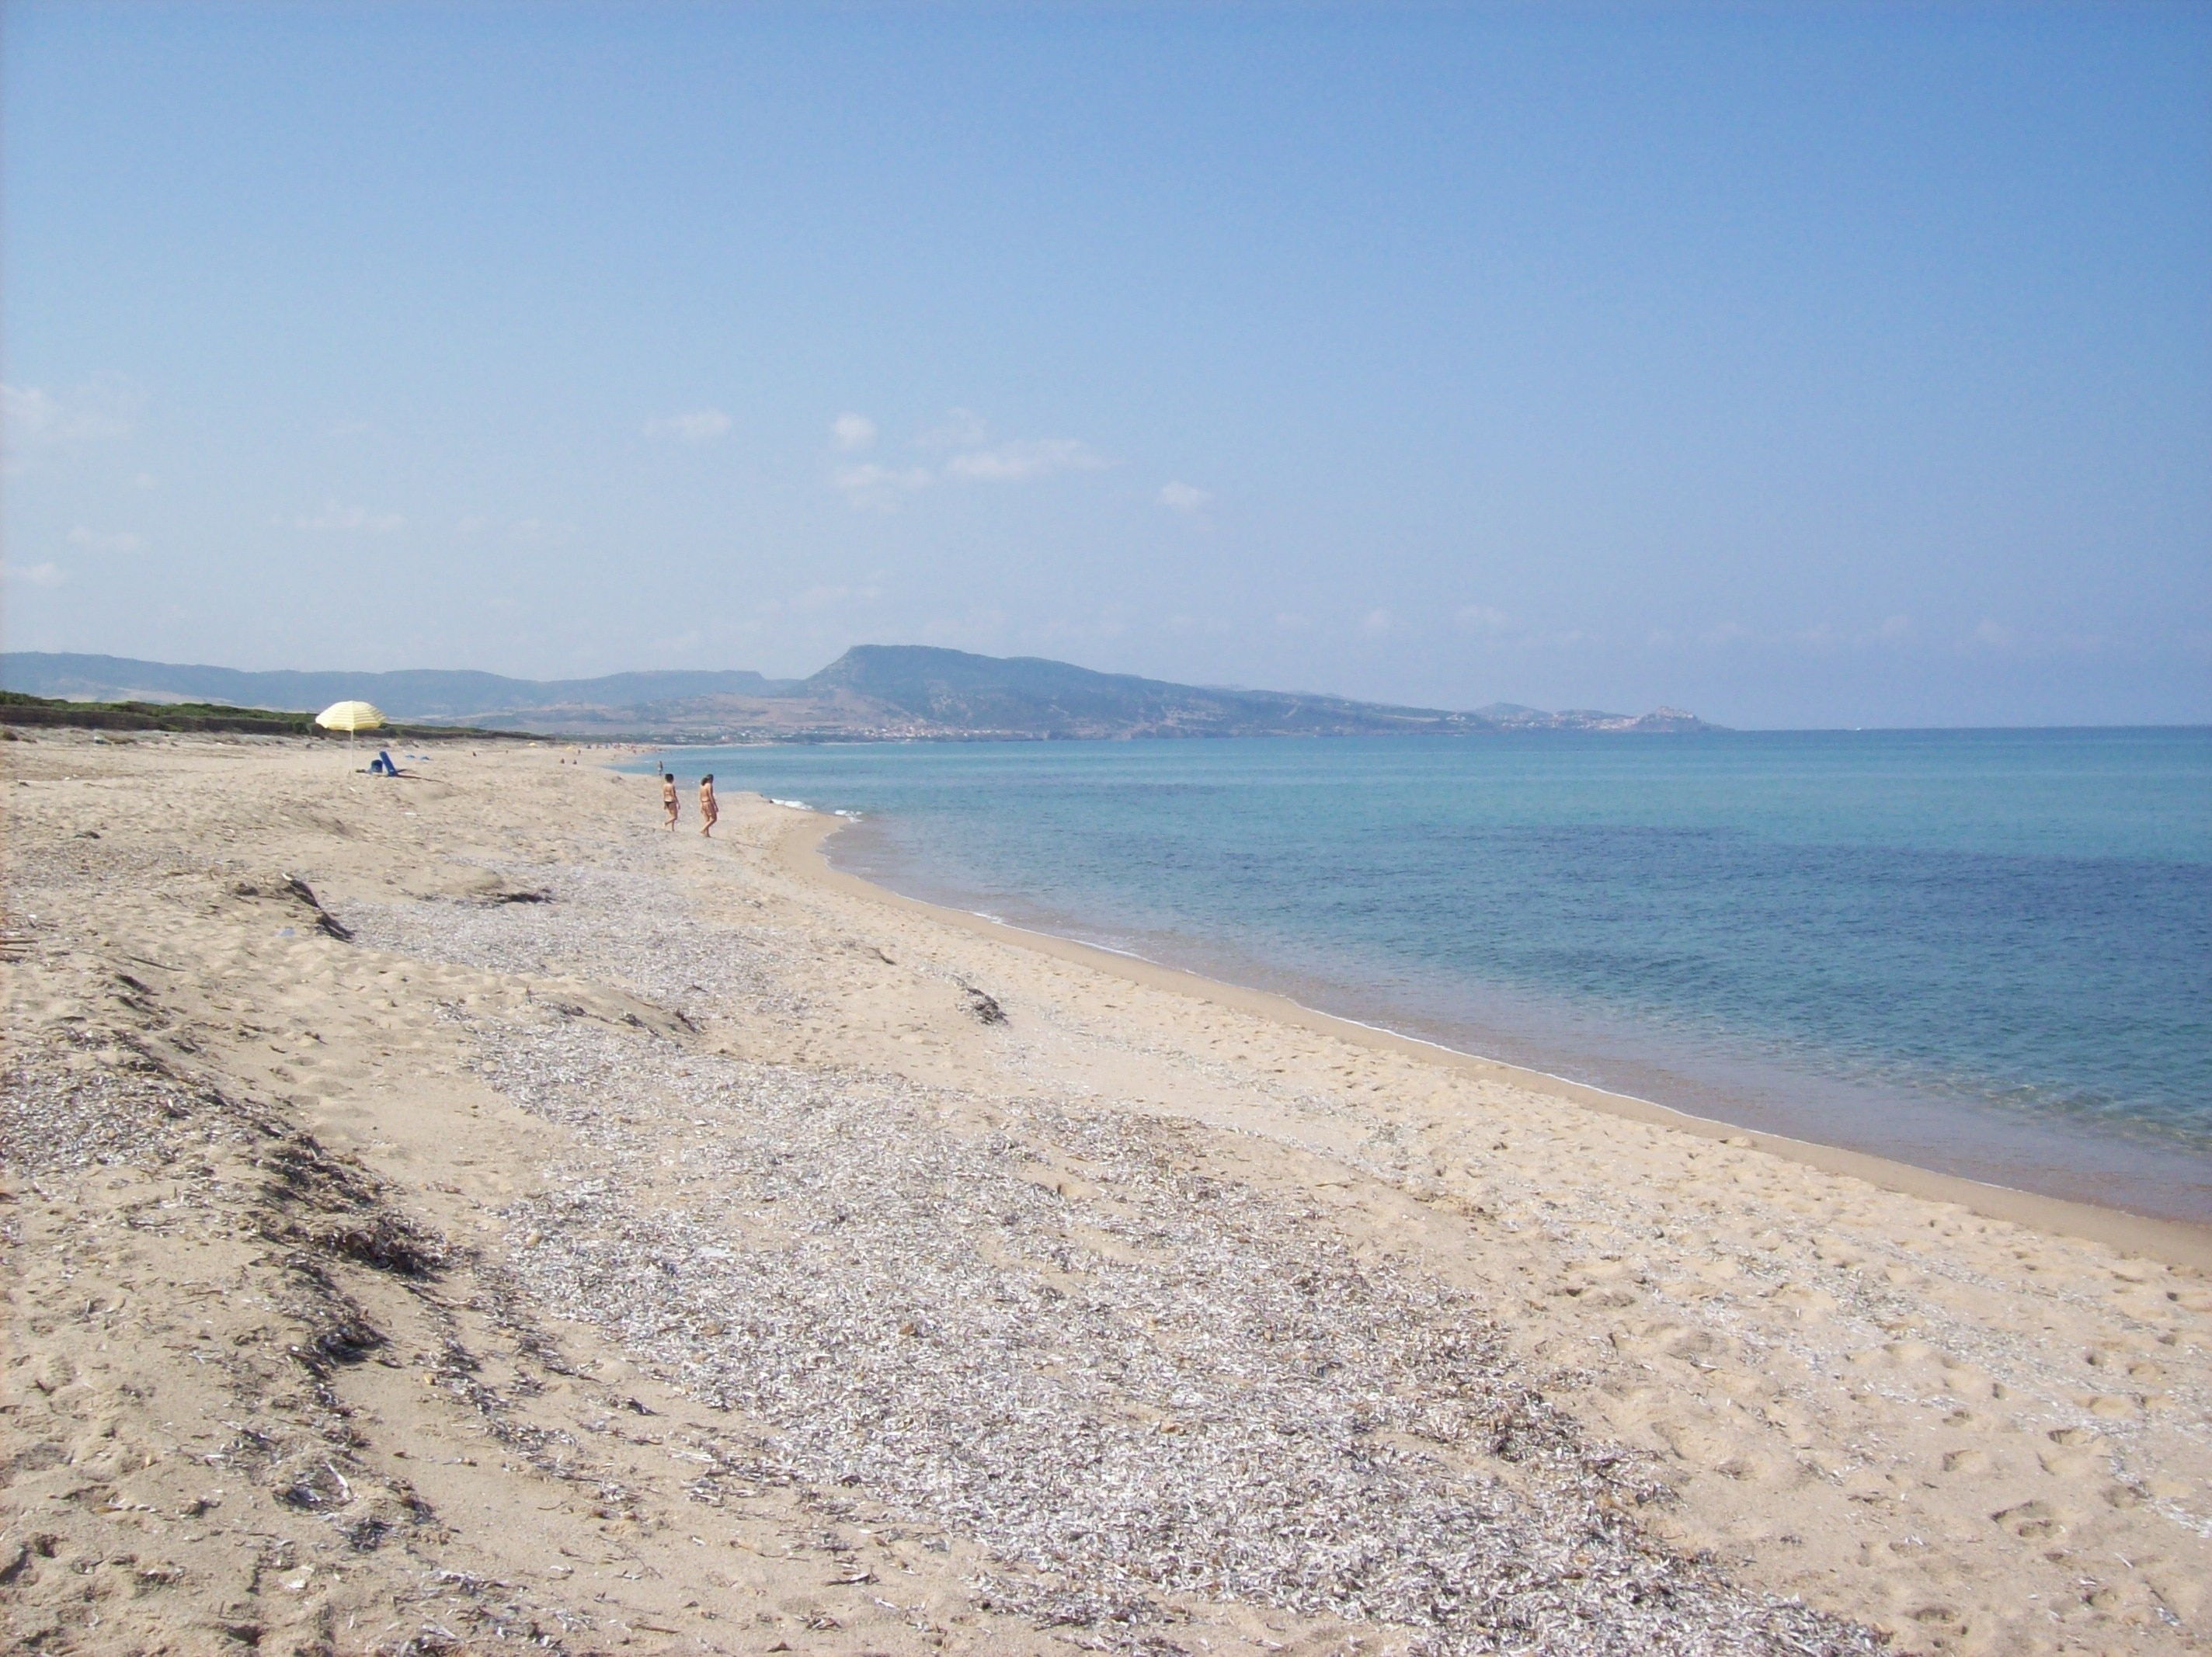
[315,700,386,752]
[315,700,386,733]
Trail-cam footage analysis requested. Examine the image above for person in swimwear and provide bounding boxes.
[698,773,719,837]
[662,771,680,829]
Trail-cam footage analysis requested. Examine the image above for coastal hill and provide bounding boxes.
[797,647,1710,738]
[0,653,800,721]
[0,646,1711,740]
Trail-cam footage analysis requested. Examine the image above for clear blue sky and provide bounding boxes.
[5,2,2207,726]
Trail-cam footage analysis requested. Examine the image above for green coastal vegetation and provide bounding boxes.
[0,690,521,741]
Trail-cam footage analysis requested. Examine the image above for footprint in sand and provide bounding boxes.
[1991,1499,2066,1541]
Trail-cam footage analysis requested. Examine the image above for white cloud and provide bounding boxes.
[944,437,1111,481]
[1358,608,1394,637]
[2,561,64,588]
[832,462,933,510]
[1701,620,1751,645]
[645,408,732,443]
[3,384,63,444]
[509,518,575,545]
[2,375,145,471]
[1455,604,1512,635]
[833,463,931,492]
[1157,481,1212,513]
[918,408,992,450]
[1972,618,2015,648]
[132,472,158,490]
[283,500,407,533]
[68,526,146,554]
[1878,613,1914,641]
[823,408,1110,499]
[1275,611,1311,632]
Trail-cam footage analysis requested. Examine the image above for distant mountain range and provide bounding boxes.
[0,648,1713,740]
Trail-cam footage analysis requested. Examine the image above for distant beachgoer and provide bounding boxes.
[699,774,718,837]
[662,773,680,829]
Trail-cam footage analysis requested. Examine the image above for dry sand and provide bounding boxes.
[3,734,2207,1656]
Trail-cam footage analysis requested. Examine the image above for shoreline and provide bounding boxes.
[778,805,2212,1271]
[12,736,2212,1655]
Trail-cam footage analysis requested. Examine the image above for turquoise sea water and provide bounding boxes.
[635,731,2212,1222]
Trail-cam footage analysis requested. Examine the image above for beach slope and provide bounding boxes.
[4,735,2206,1655]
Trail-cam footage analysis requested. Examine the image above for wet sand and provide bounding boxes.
[789,820,2212,1269]
[4,734,2207,1655]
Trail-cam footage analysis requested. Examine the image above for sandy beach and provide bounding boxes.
[5,733,2209,1656]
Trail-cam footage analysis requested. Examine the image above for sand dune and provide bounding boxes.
[4,734,2207,1655]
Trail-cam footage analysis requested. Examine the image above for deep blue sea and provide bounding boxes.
[634,731,2212,1222]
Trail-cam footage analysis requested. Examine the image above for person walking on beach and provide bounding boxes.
[698,773,719,837]
[662,772,680,830]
